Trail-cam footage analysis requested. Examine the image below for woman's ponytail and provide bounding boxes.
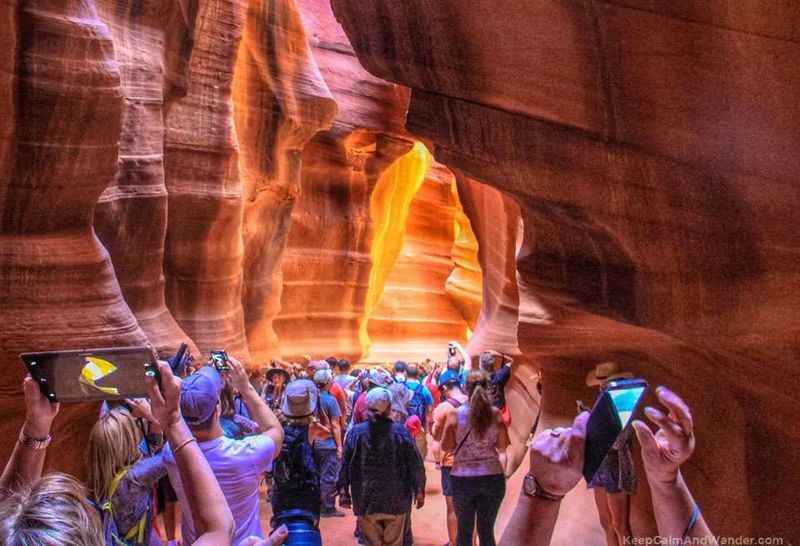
[467,370,493,436]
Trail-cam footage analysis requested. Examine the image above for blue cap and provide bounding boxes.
[438,369,463,388]
[181,366,222,426]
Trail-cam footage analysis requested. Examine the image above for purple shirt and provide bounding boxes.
[164,434,276,545]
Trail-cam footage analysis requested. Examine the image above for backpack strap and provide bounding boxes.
[102,466,148,545]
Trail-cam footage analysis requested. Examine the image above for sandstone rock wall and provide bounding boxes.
[0,0,336,473]
[234,0,336,364]
[94,0,198,356]
[366,158,472,364]
[274,0,415,361]
[331,0,800,541]
[0,0,148,477]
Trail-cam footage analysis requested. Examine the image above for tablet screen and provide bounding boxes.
[21,347,154,403]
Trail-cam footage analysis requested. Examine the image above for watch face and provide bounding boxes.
[523,474,537,496]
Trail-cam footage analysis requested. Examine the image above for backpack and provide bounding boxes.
[406,382,428,425]
[273,426,319,496]
[96,467,149,546]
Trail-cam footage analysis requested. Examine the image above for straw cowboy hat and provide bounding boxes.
[585,361,633,387]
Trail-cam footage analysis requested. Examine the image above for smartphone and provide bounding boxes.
[210,350,230,372]
[583,378,648,483]
[19,347,158,403]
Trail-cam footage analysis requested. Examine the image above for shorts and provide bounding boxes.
[441,466,454,497]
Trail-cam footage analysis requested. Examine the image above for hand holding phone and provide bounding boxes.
[145,360,182,430]
[225,355,251,393]
[632,387,695,484]
[529,411,589,498]
[22,375,60,438]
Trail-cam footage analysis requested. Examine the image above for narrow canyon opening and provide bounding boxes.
[361,142,482,364]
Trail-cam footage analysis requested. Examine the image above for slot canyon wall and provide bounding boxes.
[0,0,478,477]
[331,0,800,543]
[1,2,797,544]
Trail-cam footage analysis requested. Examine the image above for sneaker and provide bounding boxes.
[320,509,346,518]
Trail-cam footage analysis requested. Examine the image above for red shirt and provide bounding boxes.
[329,382,348,421]
[425,373,441,407]
[353,391,369,424]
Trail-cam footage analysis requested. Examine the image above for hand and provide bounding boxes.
[415,491,425,509]
[22,375,59,438]
[241,525,289,546]
[632,386,695,485]
[125,398,157,424]
[146,360,183,429]
[226,355,252,394]
[529,411,588,498]
[337,447,343,460]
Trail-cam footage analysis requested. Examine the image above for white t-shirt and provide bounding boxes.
[164,434,276,545]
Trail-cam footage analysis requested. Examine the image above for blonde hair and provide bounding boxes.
[0,472,103,546]
[87,408,143,502]
[466,370,494,436]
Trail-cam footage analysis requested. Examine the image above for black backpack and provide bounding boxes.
[273,425,319,495]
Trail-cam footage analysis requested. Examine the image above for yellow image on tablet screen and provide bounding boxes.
[79,356,120,396]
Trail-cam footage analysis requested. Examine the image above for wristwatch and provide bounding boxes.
[523,474,564,501]
[19,429,52,450]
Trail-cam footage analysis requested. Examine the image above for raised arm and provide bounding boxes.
[227,356,284,453]
[0,376,60,498]
[440,408,458,452]
[499,412,588,546]
[148,361,234,546]
[632,387,717,544]
[495,408,510,452]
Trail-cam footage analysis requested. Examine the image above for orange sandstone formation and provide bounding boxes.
[366,155,472,364]
[331,0,800,542]
[94,0,198,356]
[274,0,414,361]
[0,0,148,477]
[234,0,337,364]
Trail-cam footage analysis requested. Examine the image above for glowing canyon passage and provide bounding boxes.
[0,1,798,545]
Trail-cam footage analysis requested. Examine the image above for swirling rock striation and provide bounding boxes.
[331,0,800,542]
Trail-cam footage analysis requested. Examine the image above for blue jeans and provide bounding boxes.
[313,442,340,512]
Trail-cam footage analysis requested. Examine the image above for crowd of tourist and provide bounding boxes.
[0,341,719,546]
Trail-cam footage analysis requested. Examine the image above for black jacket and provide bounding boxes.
[337,416,425,516]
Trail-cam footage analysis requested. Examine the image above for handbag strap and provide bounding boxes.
[453,426,472,458]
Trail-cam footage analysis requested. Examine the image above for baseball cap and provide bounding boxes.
[308,360,330,372]
[181,366,223,426]
[313,369,333,386]
[368,367,393,388]
[439,369,463,388]
[281,379,319,417]
[366,387,392,413]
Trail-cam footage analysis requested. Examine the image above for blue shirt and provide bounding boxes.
[316,391,342,449]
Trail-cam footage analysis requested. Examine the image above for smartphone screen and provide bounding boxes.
[20,347,156,403]
[210,350,230,372]
[583,379,648,483]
